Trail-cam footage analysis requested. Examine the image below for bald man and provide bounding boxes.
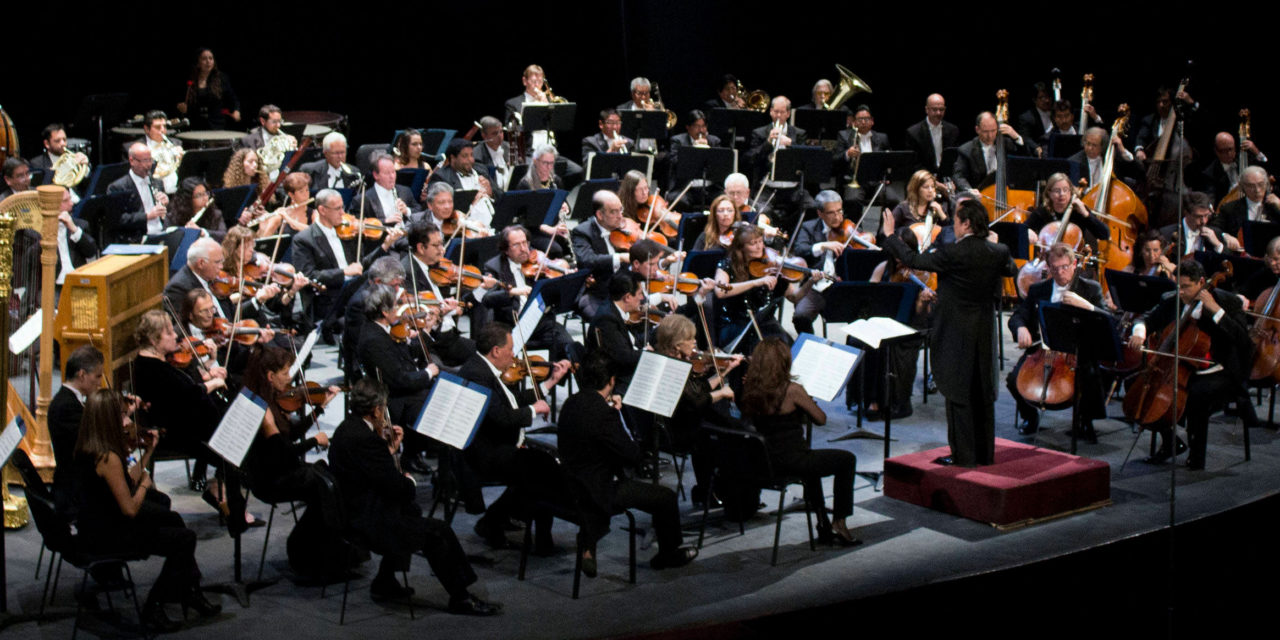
[904,94,961,176]
[105,142,169,243]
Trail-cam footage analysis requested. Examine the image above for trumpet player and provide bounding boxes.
[28,123,89,201]
[581,109,634,160]
[749,96,805,183]
[138,111,183,194]
[836,105,891,203]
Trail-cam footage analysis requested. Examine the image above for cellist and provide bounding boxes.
[1127,259,1253,470]
[1005,243,1107,440]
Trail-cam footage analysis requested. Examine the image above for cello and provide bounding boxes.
[1122,262,1231,429]
[1082,104,1147,282]
[1015,186,1086,297]
[1013,253,1091,412]
[1247,274,1280,383]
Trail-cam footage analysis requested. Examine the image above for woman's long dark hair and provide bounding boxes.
[185,48,223,103]
[75,389,130,467]
[738,337,793,416]
[243,344,294,404]
[727,224,763,282]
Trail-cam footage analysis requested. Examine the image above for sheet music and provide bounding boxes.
[415,373,491,450]
[623,351,692,418]
[843,317,917,349]
[790,335,862,403]
[512,295,545,355]
[289,329,321,377]
[208,389,268,467]
[8,309,42,355]
[0,417,23,465]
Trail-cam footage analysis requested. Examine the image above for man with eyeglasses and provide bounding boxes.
[1159,191,1224,256]
[1216,166,1280,242]
[1005,242,1107,439]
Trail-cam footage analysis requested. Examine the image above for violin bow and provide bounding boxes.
[220,253,249,371]
[511,310,543,404]
[693,293,725,381]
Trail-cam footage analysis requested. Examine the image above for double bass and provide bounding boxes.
[1082,104,1147,281]
[980,90,1036,298]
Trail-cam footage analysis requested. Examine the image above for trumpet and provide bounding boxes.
[611,131,627,154]
[848,131,862,189]
[767,120,786,182]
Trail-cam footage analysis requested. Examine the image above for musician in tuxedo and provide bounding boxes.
[558,352,699,573]
[791,191,847,336]
[328,377,501,615]
[1133,86,1199,161]
[342,256,405,382]
[703,74,745,111]
[1201,131,1267,204]
[504,64,549,121]
[291,189,404,331]
[903,94,960,177]
[429,140,499,226]
[48,345,106,512]
[234,104,284,151]
[402,221,496,365]
[881,201,1017,466]
[1069,127,1139,189]
[459,323,570,552]
[106,143,169,243]
[162,239,282,354]
[835,105,891,207]
[1,157,31,200]
[356,284,438,430]
[1216,166,1280,240]
[299,131,360,190]
[28,124,84,174]
[30,187,98,288]
[667,110,723,193]
[1006,243,1107,440]
[1016,83,1055,148]
[359,153,419,224]
[481,225,581,363]
[952,112,1037,195]
[582,109,634,161]
[128,111,182,193]
[474,116,513,191]
[748,96,806,183]
[571,190,630,318]
[797,78,849,115]
[1128,259,1253,470]
[587,271,647,387]
[1159,192,1227,257]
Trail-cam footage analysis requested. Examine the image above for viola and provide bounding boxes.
[647,270,729,294]
[687,350,741,375]
[440,211,491,239]
[389,302,437,342]
[827,219,876,250]
[501,356,578,385]
[428,258,488,291]
[335,213,387,241]
[276,381,347,413]
[209,317,272,346]
[627,304,669,325]
[747,248,834,283]
[609,217,668,251]
[521,249,572,280]
[636,194,679,240]
[166,337,212,368]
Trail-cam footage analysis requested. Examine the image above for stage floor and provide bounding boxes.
[5,318,1279,638]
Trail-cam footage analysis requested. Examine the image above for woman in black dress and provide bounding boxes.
[177,48,241,131]
[74,389,221,631]
[713,225,815,351]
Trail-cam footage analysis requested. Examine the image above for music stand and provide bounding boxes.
[212,184,255,229]
[684,249,726,280]
[1046,133,1083,159]
[570,179,620,221]
[255,234,292,260]
[707,107,768,151]
[586,153,653,181]
[1039,303,1121,454]
[178,147,233,187]
[84,162,129,197]
[618,110,668,143]
[75,191,134,245]
[445,235,499,269]
[453,189,478,215]
[772,146,832,189]
[521,103,576,136]
[793,111,847,146]
[853,151,915,189]
[820,283,913,451]
[674,146,736,205]
[525,269,592,317]
[72,93,129,165]
[939,148,960,178]
[1104,268,1176,313]
[1008,156,1070,193]
[678,212,708,249]
[835,249,886,283]
[396,167,426,189]
[1242,221,1280,257]
[491,189,558,232]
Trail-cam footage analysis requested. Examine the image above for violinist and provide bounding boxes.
[882,170,953,245]
[255,171,313,238]
[356,284,439,426]
[360,152,418,224]
[163,238,237,321]
[1127,259,1253,470]
[403,221,492,364]
[724,172,782,240]
[1025,172,1111,248]
[1160,192,1225,257]
[713,225,816,351]
[1006,243,1107,440]
[619,170,680,231]
[481,226,582,364]
[692,195,741,251]
[626,239,708,314]
[179,289,254,382]
[587,271,648,387]
[791,191,849,335]
[342,256,405,380]
[1124,229,1176,278]
[1216,166,1280,241]
[572,190,630,318]
[424,181,494,239]
[292,188,403,336]
[222,226,304,324]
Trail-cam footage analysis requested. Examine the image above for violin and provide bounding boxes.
[521,249,572,280]
[647,270,729,294]
[609,217,669,251]
[636,194,679,240]
[335,213,387,241]
[827,219,876,250]
[501,355,578,385]
[440,211,491,239]
[166,336,213,368]
[687,350,741,375]
[209,317,274,346]
[748,248,835,283]
[276,381,347,413]
[207,270,241,298]
[427,258,489,292]
[627,304,670,325]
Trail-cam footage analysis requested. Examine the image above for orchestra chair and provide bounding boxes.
[12,450,151,635]
[353,143,391,175]
[517,472,636,599]
[695,424,816,566]
[242,473,299,582]
[650,416,692,501]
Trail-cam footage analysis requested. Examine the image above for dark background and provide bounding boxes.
[4,2,1251,165]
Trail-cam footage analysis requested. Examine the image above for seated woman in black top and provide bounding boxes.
[74,389,221,631]
[168,177,227,240]
[242,345,337,506]
[692,194,742,251]
[713,225,816,351]
[880,169,954,247]
[738,337,860,546]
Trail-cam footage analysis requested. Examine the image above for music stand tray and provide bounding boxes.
[619,110,668,142]
[586,153,653,182]
[793,110,847,145]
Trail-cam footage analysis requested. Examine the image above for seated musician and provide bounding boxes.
[168,177,227,241]
[572,191,630,318]
[482,225,582,363]
[25,187,98,290]
[619,169,680,231]
[222,147,272,210]
[49,345,107,513]
[723,172,783,239]
[952,112,1036,196]
[0,157,31,200]
[292,188,404,338]
[1025,172,1111,249]
[693,195,741,251]
[1015,83,1055,146]
[1133,85,1198,164]
[748,96,805,185]
[881,169,954,246]
[422,181,493,240]
[1201,131,1268,204]
[106,143,169,243]
[798,78,847,114]
[1124,229,1176,278]
[235,103,286,151]
[255,171,313,238]
[1006,243,1108,440]
[393,129,430,171]
[27,123,89,181]
[714,226,817,351]
[342,256,405,380]
[428,139,500,225]
[558,351,700,573]
[475,116,513,191]
[360,152,419,224]
[1127,259,1253,470]
[651,315,740,507]
[402,221,495,364]
[241,345,336,508]
[587,271,648,386]
[134,110,182,193]
[1070,127,1138,190]
[1239,237,1280,307]
[516,144,562,191]
[625,238,710,320]
[1159,191,1226,257]
[836,105,891,184]
[164,238,253,322]
[703,74,746,110]
[300,131,360,190]
[581,109,634,160]
[791,190,849,336]
[1217,166,1280,242]
[459,323,570,552]
[739,337,860,546]
[1047,100,1077,138]
[667,109,722,192]
[356,284,438,448]
[178,288,256,385]
[328,378,502,615]
[616,76,650,111]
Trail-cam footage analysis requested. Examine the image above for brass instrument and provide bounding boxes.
[767,120,785,182]
[152,135,185,179]
[52,150,89,188]
[257,132,299,176]
[542,78,568,104]
[611,131,627,155]
[848,131,862,189]
[823,64,872,111]
[650,82,677,129]
[736,79,769,112]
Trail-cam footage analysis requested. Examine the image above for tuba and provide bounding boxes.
[823,64,872,111]
[152,136,185,179]
[52,150,89,188]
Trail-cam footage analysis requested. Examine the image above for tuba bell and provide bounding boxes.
[824,64,872,111]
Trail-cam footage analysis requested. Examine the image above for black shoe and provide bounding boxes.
[933,456,955,466]
[533,539,561,557]
[320,329,337,346]
[142,602,183,633]
[401,454,434,476]
[1017,412,1040,435]
[447,593,502,616]
[1145,437,1187,464]
[889,406,913,420]
[650,546,698,570]
[691,486,722,509]
[816,526,864,548]
[201,488,229,522]
[370,576,415,601]
[1068,423,1099,445]
[580,548,598,578]
[473,519,512,549]
[182,591,222,618]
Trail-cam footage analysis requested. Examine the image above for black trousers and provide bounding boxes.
[1159,370,1239,466]
[609,479,683,553]
[378,516,477,598]
[468,445,558,543]
[944,384,996,467]
[771,444,856,526]
[87,510,200,604]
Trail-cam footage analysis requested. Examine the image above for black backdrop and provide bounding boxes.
[5,3,1251,165]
